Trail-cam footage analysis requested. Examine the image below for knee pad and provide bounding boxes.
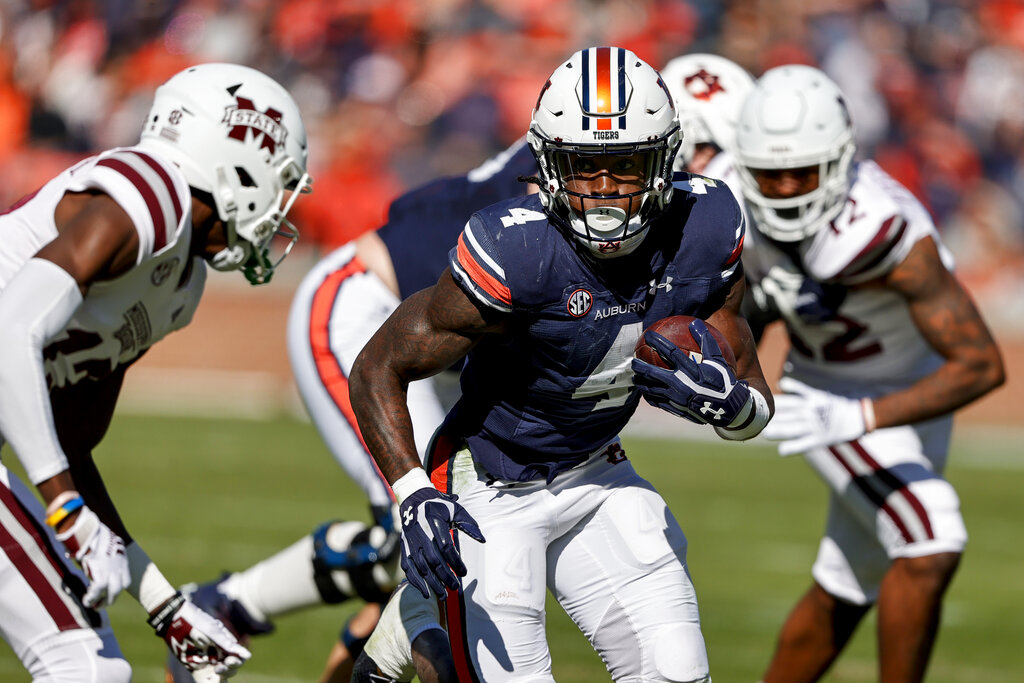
[92,658,132,683]
[650,623,710,683]
[312,521,402,604]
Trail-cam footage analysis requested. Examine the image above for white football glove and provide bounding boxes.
[762,377,870,456]
[55,505,131,607]
[148,592,252,677]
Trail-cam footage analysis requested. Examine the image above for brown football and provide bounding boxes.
[634,315,737,369]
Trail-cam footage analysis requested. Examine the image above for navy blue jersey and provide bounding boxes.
[446,174,746,482]
[377,139,537,299]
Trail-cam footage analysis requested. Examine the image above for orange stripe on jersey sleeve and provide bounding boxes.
[456,233,512,305]
[725,232,744,266]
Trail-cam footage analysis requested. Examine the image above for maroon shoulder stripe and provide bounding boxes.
[130,151,183,226]
[96,157,170,251]
[834,215,907,281]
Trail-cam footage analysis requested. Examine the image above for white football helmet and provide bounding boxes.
[734,64,856,242]
[137,63,313,284]
[659,53,754,171]
[528,46,681,259]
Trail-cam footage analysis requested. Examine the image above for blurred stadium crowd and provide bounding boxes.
[0,0,1022,327]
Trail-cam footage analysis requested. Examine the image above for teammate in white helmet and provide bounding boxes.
[734,64,1004,682]
[349,45,772,682]
[0,62,312,681]
[660,52,755,176]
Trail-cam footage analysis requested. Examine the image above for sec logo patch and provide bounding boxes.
[567,288,593,318]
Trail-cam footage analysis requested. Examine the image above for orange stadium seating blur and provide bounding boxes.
[2,0,1021,422]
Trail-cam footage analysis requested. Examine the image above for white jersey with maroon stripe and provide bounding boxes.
[0,146,204,389]
[0,146,196,680]
[737,157,967,604]
[740,160,955,395]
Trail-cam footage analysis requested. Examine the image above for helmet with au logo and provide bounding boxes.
[137,63,313,284]
[528,46,681,259]
[659,53,754,171]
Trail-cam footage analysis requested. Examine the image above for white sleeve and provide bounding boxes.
[0,258,83,484]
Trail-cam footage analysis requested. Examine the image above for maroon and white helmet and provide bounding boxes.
[528,46,681,259]
[138,63,313,284]
[659,53,755,171]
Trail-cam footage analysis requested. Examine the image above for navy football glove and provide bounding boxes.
[399,488,485,600]
[632,319,751,426]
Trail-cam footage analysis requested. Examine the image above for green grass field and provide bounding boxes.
[2,414,1022,682]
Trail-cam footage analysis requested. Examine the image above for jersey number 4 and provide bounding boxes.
[500,208,546,227]
[572,323,643,410]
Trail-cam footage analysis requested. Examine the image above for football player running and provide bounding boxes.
[166,139,537,683]
[733,65,1004,682]
[0,63,312,681]
[349,46,773,682]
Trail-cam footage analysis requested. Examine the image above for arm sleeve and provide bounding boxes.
[0,258,83,483]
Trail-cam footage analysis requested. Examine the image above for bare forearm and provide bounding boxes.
[881,238,1006,429]
[710,279,776,415]
[350,363,423,484]
[66,452,132,541]
[351,275,497,483]
[874,360,1004,429]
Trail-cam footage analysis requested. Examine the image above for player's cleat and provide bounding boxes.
[165,573,274,683]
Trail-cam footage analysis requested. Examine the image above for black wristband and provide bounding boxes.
[147,591,185,637]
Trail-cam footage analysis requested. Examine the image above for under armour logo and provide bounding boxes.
[649,277,673,295]
[699,402,726,420]
[403,508,414,525]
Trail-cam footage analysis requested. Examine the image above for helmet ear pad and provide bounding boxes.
[734,64,856,242]
[528,46,681,259]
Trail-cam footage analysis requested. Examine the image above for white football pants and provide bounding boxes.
[804,414,967,604]
[431,440,711,683]
[0,464,130,682]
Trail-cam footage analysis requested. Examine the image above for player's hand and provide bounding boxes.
[762,377,868,455]
[631,321,752,427]
[399,487,485,600]
[55,505,130,608]
[149,592,252,677]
